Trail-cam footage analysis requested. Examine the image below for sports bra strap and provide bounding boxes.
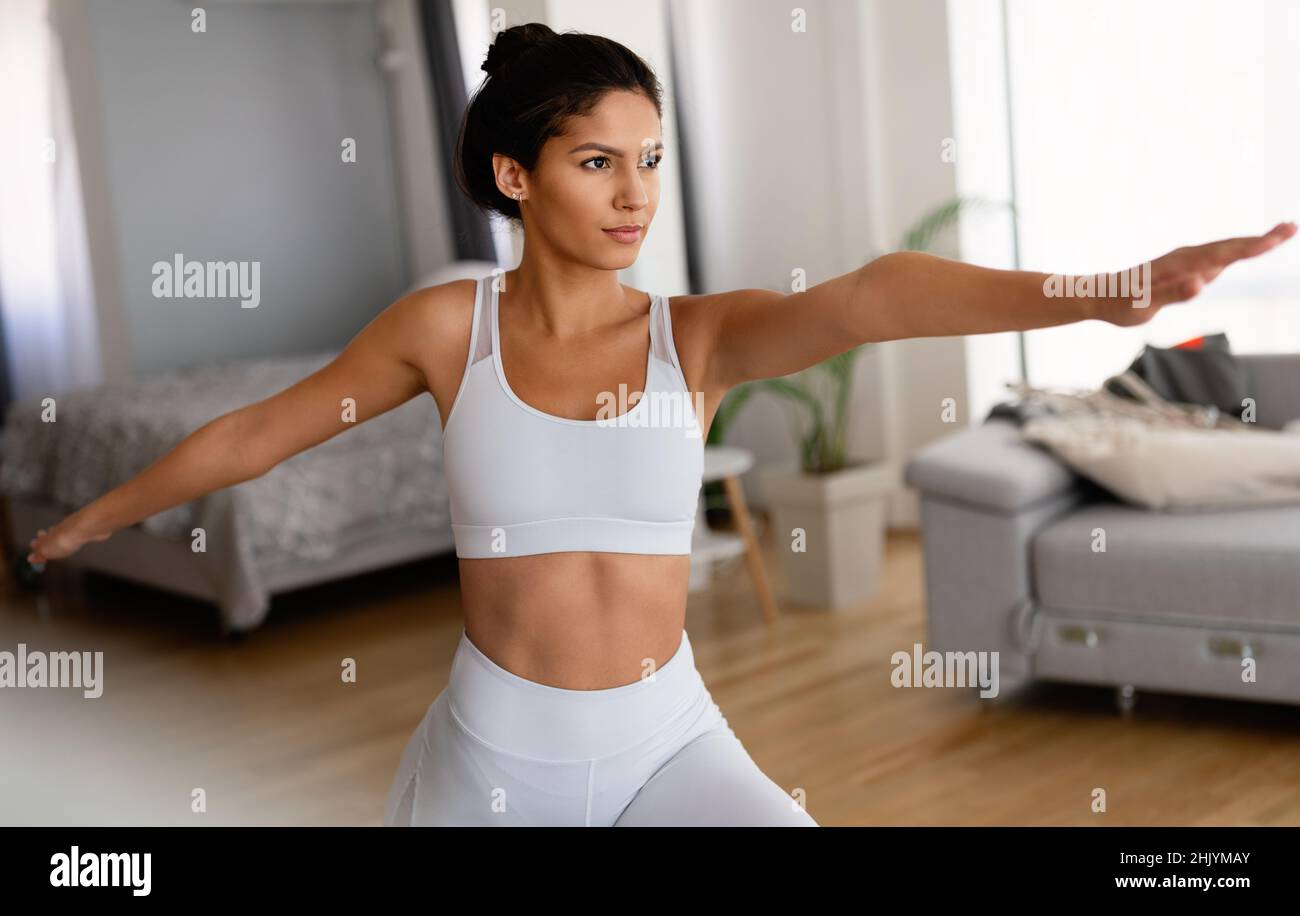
[648,293,670,367]
[470,275,495,366]
[472,275,680,375]
[650,292,688,387]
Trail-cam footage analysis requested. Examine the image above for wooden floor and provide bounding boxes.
[2,521,1298,826]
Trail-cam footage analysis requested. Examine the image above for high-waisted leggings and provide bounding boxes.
[383,627,818,827]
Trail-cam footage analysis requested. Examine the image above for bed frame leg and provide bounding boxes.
[219,618,249,642]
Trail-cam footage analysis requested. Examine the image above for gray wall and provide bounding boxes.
[88,0,407,375]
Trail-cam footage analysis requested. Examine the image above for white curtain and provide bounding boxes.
[0,0,102,403]
[949,0,1300,404]
[1006,0,1300,390]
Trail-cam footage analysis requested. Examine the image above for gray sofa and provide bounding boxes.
[903,352,1300,709]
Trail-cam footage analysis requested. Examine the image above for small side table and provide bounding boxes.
[688,445,780,623]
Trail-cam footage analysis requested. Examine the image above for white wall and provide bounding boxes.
[864,0,970,528]
[671,0,969,528]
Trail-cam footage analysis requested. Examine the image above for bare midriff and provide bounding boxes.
[457,551,694,690]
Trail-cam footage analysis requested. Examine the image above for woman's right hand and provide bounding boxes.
[27,519,107,566]
[22,282,440,569]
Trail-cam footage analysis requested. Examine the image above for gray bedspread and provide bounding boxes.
[1,349,451,625]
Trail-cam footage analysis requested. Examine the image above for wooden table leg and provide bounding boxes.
[721,474,779,624]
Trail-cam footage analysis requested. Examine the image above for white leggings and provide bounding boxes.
[383,628,818,827]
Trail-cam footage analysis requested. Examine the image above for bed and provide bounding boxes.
[1,347,455,635]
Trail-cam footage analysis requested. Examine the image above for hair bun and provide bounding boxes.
[482,23,555,77]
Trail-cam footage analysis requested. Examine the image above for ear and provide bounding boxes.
[491,152,528,201]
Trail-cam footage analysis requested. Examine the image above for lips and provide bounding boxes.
[603,226,642,243]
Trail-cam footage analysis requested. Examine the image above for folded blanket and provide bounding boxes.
[990,331,1253,426]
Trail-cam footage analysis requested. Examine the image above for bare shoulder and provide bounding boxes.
[402,277,478,343]
[661,288,784,391]
[397,277,480,423]
[665,288,785,341]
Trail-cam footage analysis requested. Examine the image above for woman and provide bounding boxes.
[26,23,1294,827]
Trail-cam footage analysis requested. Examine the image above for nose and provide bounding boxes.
[614,163,649,214]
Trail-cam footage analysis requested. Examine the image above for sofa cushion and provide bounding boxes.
[1238,352,1300,430]
[904,418,1081,513]
[1032,502,1300,627]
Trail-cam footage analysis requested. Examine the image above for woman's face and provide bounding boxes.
[500,90,662,270]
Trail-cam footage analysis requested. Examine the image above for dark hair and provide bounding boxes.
[455,23,664,223]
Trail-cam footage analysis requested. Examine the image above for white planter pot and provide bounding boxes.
[757,459,897,610]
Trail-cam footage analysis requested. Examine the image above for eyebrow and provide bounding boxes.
[566,142,664,156]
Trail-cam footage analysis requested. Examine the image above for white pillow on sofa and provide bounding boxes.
[1021,414,1300,511]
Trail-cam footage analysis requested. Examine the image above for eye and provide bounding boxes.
[580,154,662,170]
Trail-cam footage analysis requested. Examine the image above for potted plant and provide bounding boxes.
[712,196,1007,609]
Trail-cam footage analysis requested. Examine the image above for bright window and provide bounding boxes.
[951,0,1300,401]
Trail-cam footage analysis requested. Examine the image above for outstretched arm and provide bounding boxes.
[26,286,445,564]
[707,221,1296,387]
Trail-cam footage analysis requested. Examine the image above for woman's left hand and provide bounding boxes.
[1097,221,1296,326]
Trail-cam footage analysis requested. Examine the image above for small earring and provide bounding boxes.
[513,192,522,201]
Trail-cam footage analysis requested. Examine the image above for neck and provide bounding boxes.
[502,250,640,338]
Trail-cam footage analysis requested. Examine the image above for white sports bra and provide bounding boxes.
[440,275,705,559]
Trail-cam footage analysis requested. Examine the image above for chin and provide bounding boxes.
[593,250,639,270]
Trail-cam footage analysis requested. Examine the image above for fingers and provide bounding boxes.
[1128,221,1291,318]
[27,528,48,565]
[1240,224,1293,257]
[1200,221,1296,264]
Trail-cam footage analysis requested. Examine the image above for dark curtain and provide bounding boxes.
[418,0,495,261]
[0,287,11,422]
